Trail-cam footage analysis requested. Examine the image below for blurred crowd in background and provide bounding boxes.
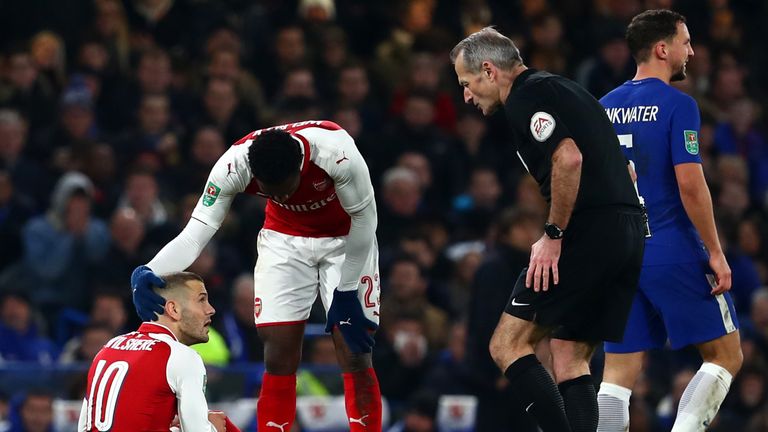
[0,0,766,430]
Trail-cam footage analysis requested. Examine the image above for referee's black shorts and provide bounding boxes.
[504,205,645,342]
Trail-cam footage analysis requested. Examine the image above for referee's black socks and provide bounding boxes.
[504,354,572,432]
[559,374,598,432]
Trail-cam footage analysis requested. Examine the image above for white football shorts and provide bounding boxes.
[252,229,380,327]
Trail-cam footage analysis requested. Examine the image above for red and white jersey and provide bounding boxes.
[77,322,216,432]
[147,120,377,293]
[191,120,374,238]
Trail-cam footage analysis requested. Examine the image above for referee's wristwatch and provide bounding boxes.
[544,222,565,240]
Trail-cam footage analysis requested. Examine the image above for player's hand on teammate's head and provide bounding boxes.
[131,265,167,321]
[325,288,378,353]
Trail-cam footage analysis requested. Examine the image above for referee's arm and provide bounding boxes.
[549,138,582,229]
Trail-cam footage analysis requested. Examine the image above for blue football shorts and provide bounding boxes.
[604,259,739,353]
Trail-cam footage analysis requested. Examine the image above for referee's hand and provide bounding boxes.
[526,235,561,292]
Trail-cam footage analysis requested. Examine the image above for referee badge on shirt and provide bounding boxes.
[530,112,555,142]
[684,130,699,155]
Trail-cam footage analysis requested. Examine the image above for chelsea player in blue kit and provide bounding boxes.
[597,10,742,432]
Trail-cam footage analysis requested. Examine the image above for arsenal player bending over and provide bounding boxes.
[79,272,240,431]
[131,121,382,431]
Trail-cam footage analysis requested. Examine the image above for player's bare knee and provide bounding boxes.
[264,350,302,374]
[603,352,644,388]
[707,346,743,377]
[262,337,304,374]
[699,332,743,377]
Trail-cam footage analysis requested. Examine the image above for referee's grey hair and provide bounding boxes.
[450,27,523,72]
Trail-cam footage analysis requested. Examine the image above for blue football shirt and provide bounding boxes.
[600,78,708,265]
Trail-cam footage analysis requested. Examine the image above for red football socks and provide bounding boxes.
[343,368,382,431]
[257,373,296,432]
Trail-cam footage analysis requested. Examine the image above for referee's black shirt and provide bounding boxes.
[504,68,639,213]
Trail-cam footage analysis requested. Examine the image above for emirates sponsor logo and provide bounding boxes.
[273,193,337,212]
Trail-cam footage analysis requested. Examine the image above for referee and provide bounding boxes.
[451,27,646,432]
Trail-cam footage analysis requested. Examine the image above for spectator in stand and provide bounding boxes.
[116,169,169,230]
[377,167,424,247]
[0,46,57,136]
[80,143,120,218]
[95,208,148,289]
[276,67,318,105]
[313,26,351,100]
[336,62,383,132]
[205,48,268,123]
[21,172,109,315]
[380,255,448,350]
[451,166,503,240]
[101,48,193,132]
[374,0,436,95]
[707,60,746,121]
[90,0,131,76]
[215,274,265,363]
[0,292,56,364]
[196,77,255,144]
[720,218,763,316]
[6,390,56,432]
[29,31,67,94]
[719,365,768,431]
[385,390,439,432]
[422,321,473,395]
[89,290,129,336]
[45,87,100,173]
[715,97,768,206]
[173,125,227,195]
[0,170,34,270]
[454,107,511,184]
[52,289,130,352]
[58,323,114,364]
[114,93,180,170]
[389,51,457,134]
[0,109,49,209]
[382,91,463,210]
[738,215,767,282]
[526,13,570,76]
[258,24,310,101]
[745,288,768,360]
[374,307,434,410]
[575,25,634,98]
[396,151,439,212]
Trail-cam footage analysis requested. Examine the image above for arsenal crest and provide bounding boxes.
[313,178,329,191]
[254,297,262,318]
